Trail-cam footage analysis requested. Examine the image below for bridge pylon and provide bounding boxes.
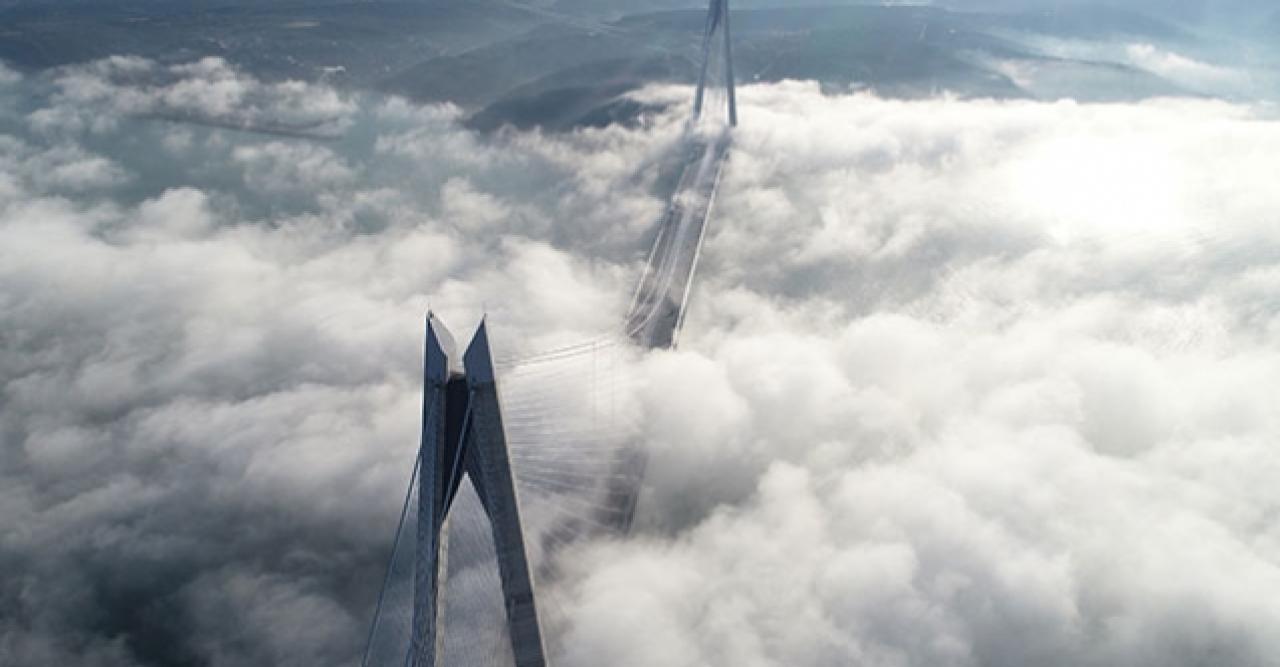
[365,314,547,667]
[692,0,737,127]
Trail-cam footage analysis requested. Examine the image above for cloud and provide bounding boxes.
[1,57,644,667]
[0,62,20,86]
[30,56,358,138]
[557,82,1280,666]
[3,58,1280,667]
[0,138,129,193]
[1124,43,1253,93]
[231,142,355,195]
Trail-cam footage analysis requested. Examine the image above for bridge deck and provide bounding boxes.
[624,129,732,350]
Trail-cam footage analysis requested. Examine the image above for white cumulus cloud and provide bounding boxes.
[2,58,1280,667]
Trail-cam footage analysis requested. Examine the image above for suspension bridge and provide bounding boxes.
[362,2,737,665]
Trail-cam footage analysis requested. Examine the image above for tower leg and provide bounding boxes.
[409,513,450,667]
[722,0,738,126]
[410,316,457,667]
[692,0,736,126]
[465,323,549,667]
[693,8,715,120]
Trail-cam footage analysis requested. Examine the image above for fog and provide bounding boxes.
[2,5,1280,665]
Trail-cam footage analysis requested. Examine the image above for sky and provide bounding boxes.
[2,3,1280,667]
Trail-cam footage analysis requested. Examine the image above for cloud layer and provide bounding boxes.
[3,57,1280,667]
[567,83,1280,667]
[1,57,658,666]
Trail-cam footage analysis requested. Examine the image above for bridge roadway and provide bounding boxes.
[624,128,731,350]
[598,125,732,533]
